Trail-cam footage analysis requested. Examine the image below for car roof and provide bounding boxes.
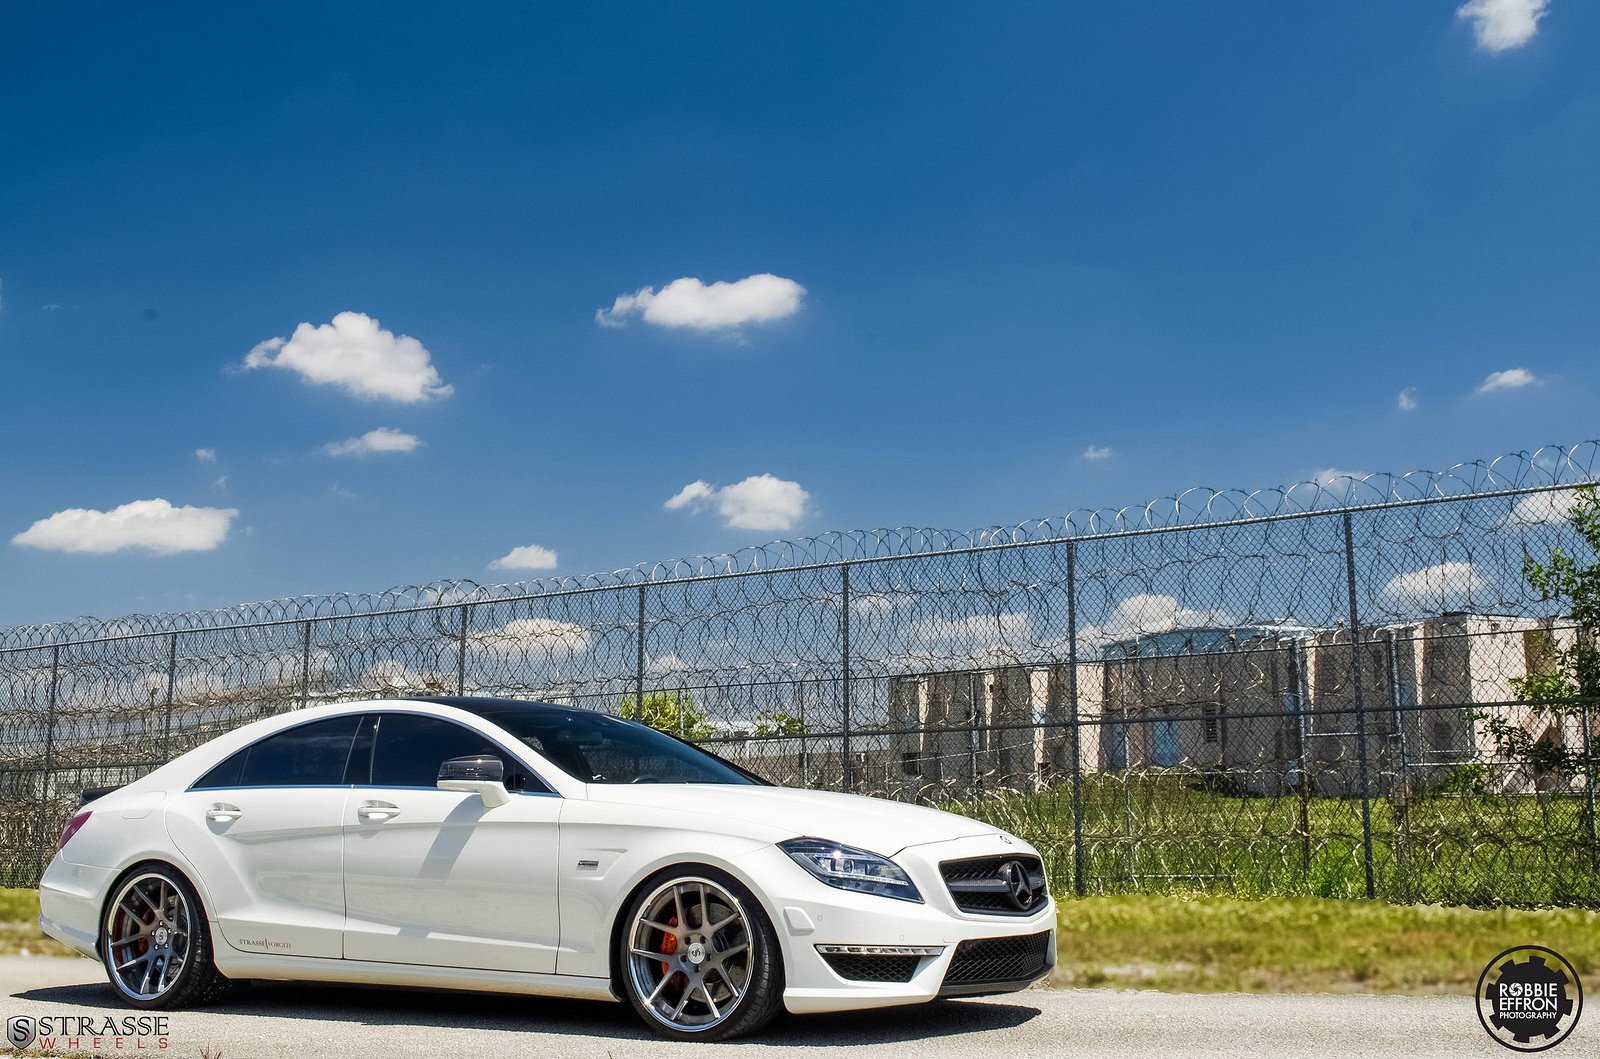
[403,695,600,723]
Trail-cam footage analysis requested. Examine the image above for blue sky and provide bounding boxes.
[1,2,1595,628]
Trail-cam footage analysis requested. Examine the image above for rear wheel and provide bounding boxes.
[102,864,235,1008]
[618,867,783,1041]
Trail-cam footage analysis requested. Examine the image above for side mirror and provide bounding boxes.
[437,755,511,808]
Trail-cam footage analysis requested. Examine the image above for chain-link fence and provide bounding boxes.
[3,443,1598,905]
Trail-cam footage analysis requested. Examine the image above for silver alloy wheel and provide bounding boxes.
[626,876,754,1032]
[105,872,191,1001]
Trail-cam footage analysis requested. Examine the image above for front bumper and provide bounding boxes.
[735,833,1056,1014]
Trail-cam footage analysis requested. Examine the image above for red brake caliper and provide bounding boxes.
[658,914,680,977]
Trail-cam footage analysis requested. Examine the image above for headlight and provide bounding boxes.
[779,837,922,903]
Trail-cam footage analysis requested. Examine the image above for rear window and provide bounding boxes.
[192,715,362,789]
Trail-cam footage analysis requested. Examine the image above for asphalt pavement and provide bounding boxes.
[0,955,1532,1058]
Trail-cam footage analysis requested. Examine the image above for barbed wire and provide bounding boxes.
[2,440,1594,652]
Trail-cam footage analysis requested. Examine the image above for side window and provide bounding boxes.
[193,748,246,789]
[370,713,550,793]
[192,715,362,789]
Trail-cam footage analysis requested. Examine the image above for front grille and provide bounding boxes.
[943,931,1052,987]
[820,952,923,983]
[940,854,1049,915]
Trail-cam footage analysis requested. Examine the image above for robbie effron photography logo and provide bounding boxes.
[1477,946,1583,1052]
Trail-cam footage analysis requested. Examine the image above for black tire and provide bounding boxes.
[616,865,784,1042]
[101,862,238,1009]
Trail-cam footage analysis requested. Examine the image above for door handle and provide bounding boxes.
[356,801,401,821]
[205,803,242,823]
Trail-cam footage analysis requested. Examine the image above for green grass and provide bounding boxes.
[1052,892,1600,993]
[0,888,41,922]
[955,774,1600,907]
[0,889,72,957]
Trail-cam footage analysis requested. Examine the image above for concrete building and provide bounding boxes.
[883,661,1100,800]
[883,613,1590,799]
[1095,624,1313,795]
[1304,614,1584,795]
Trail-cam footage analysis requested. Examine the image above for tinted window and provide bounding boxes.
[193,748,246,789]
[193,715,361,789]
[370,713,549,793]
[472,706,758,785]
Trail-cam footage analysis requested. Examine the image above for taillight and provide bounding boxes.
[56,810,91,853]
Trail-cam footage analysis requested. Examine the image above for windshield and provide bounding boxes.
[466,704,761,785]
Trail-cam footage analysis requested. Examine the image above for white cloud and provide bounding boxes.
[1507,488,1578,526]
[322,427,421,457]
[665,474,811,531]
[1312,468,1365,488]
[12,499,239,555]
[911,611,1034,667]
[916,612,1032,645]
[242,311,452,403]
[647,652,692,676]
[1476,367,1537,393]
[1383,561,1491,603]
[212,475,229,490]
[596,273,805,331]
[488,544,559,571]
[1397,388,1418,412]
[718,476,810,530]
[360,661,450,693]
[1080,593,1232,648]
[468,617,593,653]
[664,480,715,511]
[1082,445,1114,461]
[1457,0,1549,51]
[194,448,217,462]
[851,592,896,616]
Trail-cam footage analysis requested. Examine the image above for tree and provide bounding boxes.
[753,710,806,738]
[617,690,715,741]
[1485,484,1599,793]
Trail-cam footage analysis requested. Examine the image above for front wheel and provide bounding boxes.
[618,867,783,1041]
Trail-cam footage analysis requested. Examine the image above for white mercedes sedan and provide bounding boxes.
[39,696,1055,1041]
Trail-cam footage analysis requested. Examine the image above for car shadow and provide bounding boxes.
[16,979,1041,1045]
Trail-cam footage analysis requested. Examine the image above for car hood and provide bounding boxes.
[582,783,1000,855]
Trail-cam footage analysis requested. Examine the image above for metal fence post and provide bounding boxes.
[1385,633,1413,900]
[456,604,470,696]
[1342,511,1377,900]
[797,680,809,785]
[636,585,647,716]
[1291,643,1312,880]
[32,645,61,877]
[1066,539,1086,898]
[161,632,178,761]
[299,621,313,710]
[840,564,853,793]
[969,670,981,796]
[1581,698,1598,867]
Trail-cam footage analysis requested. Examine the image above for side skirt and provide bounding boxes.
[213,949,618,1004]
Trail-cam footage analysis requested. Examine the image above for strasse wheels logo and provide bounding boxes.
[7,1015,37,1050]
[5,1013,170,1052]
[1477,946,1583,1052]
